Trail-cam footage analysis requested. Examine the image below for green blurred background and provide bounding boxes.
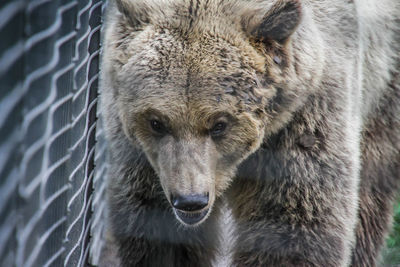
[382,201,400,266]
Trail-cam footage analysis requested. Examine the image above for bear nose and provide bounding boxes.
[171,193,209,211]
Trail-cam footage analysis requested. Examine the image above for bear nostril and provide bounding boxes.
[171,193,209,211]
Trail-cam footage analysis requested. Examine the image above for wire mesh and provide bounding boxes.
[0,0,105,266]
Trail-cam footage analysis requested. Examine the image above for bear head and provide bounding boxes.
[104,0,324,226]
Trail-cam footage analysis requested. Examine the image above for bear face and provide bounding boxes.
[113,29,268,225]
[104,0,319,226]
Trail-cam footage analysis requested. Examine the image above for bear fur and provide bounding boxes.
[100,0,400,266]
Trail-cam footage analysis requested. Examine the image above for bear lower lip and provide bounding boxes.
[174,208,209,225]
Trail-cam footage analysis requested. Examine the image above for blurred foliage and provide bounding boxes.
[381,201,400,266]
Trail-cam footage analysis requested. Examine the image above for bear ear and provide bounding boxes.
[115,0,149,28]
[250,0,302,44]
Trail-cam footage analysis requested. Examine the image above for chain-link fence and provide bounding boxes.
[0,0,107,266]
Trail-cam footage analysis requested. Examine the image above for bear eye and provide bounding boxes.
[210,121,227,137]
[150,119,166,135]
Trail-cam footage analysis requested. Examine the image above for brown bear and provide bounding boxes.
[100,0,400,266]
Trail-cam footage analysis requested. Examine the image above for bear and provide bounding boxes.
[100,0,400,266]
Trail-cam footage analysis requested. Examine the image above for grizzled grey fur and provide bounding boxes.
[100,0,400,266]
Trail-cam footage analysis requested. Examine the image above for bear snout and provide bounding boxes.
[170,193,210,225]
[171,193,209,211]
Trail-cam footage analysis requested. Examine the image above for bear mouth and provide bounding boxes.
[173,208,209,225]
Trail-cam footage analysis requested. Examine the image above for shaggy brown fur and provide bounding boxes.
[100,0,400,266]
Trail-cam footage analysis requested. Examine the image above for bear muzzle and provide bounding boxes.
[171,193,210,225]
